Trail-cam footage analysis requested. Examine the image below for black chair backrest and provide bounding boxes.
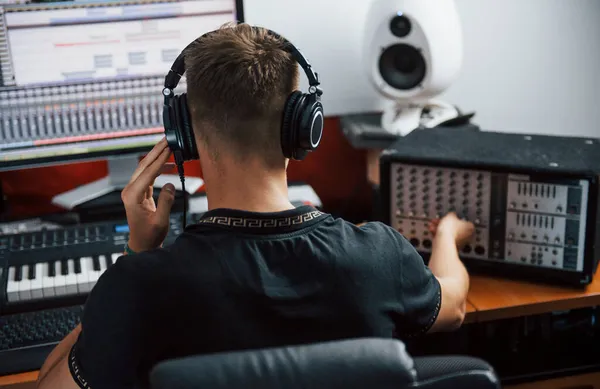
[149,338,500,389]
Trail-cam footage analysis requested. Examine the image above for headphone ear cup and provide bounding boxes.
[281,91,303,159]
[297,93,324,152]
[164,96,185,165]
[178,94,199,160]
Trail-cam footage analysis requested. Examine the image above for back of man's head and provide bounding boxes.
[184,23,299,167]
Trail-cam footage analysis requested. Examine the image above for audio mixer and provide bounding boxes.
[380,127,600,286]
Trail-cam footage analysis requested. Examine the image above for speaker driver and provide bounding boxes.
[378,43,426,90]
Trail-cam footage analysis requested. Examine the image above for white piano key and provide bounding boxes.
[30,262,44,299]
[18,265,32,301]
[98,255,108,277]
[111,253,121,265]
[6,266,19,302]
[65,259,78,295]
[42,262,55,298]
[77,257,91,294]
[84,256,100,288]
[54,261,67,296]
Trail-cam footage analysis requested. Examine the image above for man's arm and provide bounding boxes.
[427,231,470,331]
[36,325,81,389]
[426,213,473,332]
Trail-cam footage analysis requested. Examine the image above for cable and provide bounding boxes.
[176,163,187,230]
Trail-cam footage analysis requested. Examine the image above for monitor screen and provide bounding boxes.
[0,0,243,171]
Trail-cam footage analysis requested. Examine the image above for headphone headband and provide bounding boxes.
[163,27,323,97]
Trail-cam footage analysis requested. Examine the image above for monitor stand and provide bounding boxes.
[51,156,204,210]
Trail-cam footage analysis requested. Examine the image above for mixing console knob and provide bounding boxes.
[423,169,430,175]
[436,179,443,185]
[436,171,443,177]
[476,200,483,207]
[462,190,469,197]
[436,204,443,211]
[422,178,429,185]
[462,199,469,205]
[463,182,469,188]
[556,206,563,213]
[450,172,456,178]
[477,174,483,180]
[552,260,557,266]
[477,192,483,198]
[555,237,560,243]
[477,183,483,190]
[449,198,456,204]
[410,177,417,183]
[423,203,430,210]
[409,194,416,200]
[410,186,417,192]
[543,235,549,242]
[510,202,517,209]
[410,168,417,174]
[450,181,456,187]
[463,173,469,179]
[475,219,481,225]
[423,186,429,192]
[449,189,456,195]
[436,188,443,194]
[521,257,527,262]
[476,208,482,216]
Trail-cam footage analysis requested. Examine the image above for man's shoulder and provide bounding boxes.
[107,247,175,284]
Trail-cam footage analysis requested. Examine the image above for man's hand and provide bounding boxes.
[121,138,176,252]
[428,212,475,249]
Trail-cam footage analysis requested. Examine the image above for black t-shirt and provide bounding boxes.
[69,206,441,389]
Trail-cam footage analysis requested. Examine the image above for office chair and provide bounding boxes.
[149,338,501,389]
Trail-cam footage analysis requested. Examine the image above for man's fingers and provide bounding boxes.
[129,138,169,184]
[123,147,172,204]
[160,162,177,174]
[155,183,176,225]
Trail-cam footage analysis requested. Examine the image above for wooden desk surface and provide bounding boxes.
[467,268,600,322]
[0,371,37,387]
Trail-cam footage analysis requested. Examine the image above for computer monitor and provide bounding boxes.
[0,0,243,209]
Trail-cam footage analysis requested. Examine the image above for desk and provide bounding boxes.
[466,268,600,322]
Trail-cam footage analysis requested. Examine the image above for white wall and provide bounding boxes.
[243,0,600,138]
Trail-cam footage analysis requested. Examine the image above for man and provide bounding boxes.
[36,23,473,389]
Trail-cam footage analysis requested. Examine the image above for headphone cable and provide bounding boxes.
[176,163,187,230]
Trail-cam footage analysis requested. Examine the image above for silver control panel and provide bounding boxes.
[390,163,589,272]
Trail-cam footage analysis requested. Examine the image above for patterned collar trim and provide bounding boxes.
[194,206,327,233]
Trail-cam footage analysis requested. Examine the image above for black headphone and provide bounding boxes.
[162,27,324,167]
[162,26,324,228]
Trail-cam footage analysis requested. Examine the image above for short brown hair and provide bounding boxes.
[184,23,299,164]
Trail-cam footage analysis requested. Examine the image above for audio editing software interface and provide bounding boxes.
[0,0,236,167]
[390,164,589,273]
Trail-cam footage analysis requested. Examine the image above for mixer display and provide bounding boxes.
[389,163,594,284]
[0,0,235,169]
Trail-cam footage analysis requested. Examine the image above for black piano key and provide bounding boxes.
[28,264,35,280]
[92,256,101,271]
[48,261,56,277]
[106,254,113,267]
[15,265,23,281]
[61,259,69,275]
[74,258,82,274]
